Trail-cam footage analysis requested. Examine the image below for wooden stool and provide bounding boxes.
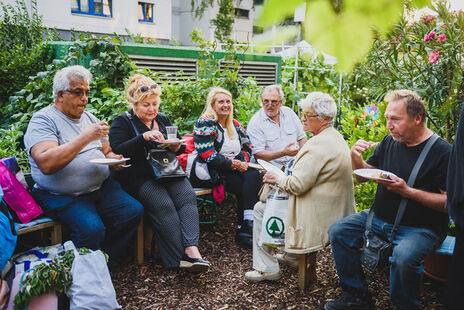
[297,252,317,292]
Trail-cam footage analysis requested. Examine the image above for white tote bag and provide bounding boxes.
[259,187,289,247]
[67,249,121,310]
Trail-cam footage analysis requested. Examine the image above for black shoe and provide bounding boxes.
[241,219,253,235]
[179,254,211,273]
[235,220,253,249]
[324,291,374,310]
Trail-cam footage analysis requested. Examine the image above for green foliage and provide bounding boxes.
[257,0,432,72]
[0,0,57,111]
[14,250,75,310]
[350,2,464,142]
[0,0,44,50]
[338,102,389,211]
[211,0,235,41]
[0,125,28,169]
[5,35,136,135]
[160,68,261,135]
[124,28,158,45]
[189,0,236,42]
[14,247,105,310]
[281,55,340,106]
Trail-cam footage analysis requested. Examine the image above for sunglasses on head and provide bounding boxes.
[137,84,158,93]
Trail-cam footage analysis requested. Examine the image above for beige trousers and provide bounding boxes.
[252,201,280,273]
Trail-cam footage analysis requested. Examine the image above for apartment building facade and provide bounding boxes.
[2,0,254,45]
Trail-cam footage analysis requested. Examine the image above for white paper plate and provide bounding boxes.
[89,158,130,165]
[153,139,185,145]
[354,168,396,182]
[257,159,286,178]
[247,162,264,170]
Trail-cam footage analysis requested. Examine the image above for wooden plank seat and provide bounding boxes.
[16,217,62,245]
[135,187,217,264]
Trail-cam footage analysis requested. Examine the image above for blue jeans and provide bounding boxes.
[32,177,143,265]
[328,209,445,310]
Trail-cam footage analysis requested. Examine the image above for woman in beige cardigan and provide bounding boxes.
[245,92,355,282]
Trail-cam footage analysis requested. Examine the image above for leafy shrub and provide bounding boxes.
[281,55,340,106]
[338,101,389,211]
[0,125,28,170]
[348,2,464,142]
[0,0,57,115]
[6,35,136,134]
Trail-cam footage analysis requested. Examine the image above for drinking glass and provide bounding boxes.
[166,126,178,140]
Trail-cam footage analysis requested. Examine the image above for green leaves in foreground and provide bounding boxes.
[257,0,432,72]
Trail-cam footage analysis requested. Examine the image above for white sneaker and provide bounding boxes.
[245,270,281,282]
[275,253,299,268]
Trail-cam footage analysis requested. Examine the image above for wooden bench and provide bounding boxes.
[135,188,217,264]
[16,218,62,245]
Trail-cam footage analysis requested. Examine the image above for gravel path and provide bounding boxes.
[112,200,445,309]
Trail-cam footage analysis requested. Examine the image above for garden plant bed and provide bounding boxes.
[112,199,445,309]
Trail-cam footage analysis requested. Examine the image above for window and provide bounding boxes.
[138,2,154,23]
[234,8,249,19]
[71,0,112,17]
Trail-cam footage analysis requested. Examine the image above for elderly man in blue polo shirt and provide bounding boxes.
[247,84,307,169]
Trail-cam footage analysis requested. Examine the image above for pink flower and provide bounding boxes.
[438,33,446,42]
[424,32,437,42]
[426,15,435,22]
[429,50,440,64]
[422,15,435,23]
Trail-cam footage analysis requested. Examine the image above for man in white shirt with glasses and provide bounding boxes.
[247,84,307,169]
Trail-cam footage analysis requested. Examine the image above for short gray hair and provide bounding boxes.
[261,84,284,101]
[298,92,337,124]
[53,65,92,100]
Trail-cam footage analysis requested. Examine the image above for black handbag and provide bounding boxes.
[126,111,185,180]
[361,134,438,271]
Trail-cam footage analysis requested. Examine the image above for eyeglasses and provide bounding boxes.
[301,112,319,119]
[137,84,159,94]
[63,89,90,97]
[262,99,281,107]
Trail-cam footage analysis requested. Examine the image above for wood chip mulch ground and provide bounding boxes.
[112,199,445,309]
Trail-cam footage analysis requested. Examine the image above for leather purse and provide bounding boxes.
[146,148,185,180]
[126,111,185,180]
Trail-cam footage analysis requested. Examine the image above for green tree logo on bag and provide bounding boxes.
[266,216,285,237]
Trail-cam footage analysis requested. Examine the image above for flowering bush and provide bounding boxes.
[350,2,464,141]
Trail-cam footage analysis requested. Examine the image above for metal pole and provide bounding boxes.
[293,22,301,110]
